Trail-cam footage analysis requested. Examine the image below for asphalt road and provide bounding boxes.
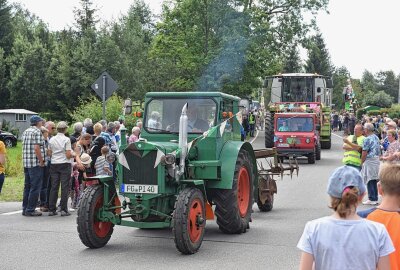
[0,131,369,270]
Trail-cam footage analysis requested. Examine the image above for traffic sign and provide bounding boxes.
[91,71,118,100]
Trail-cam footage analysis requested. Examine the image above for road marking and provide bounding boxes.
[250,130,260,144]
[1,210,23,216]
[331,132,343,139]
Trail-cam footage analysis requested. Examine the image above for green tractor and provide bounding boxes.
[77,92,295,254]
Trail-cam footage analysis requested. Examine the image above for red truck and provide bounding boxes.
[274,112,321,164]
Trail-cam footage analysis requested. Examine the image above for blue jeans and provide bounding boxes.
[249,124,255,137]
[0,173,4,194]
[367,180,378,201]
[22,166,43,213]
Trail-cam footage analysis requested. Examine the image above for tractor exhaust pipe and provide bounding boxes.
[177,103,188,181]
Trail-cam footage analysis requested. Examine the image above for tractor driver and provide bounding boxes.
[187,106,209,132]
[278,120,290,132]
[304,118,313,132]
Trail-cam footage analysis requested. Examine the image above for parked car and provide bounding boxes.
[0,130,17,147]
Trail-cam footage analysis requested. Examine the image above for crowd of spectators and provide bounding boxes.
[299,110,400,269]
[20,115,142,217]
[298,111,400,269]
[341,113,400,205]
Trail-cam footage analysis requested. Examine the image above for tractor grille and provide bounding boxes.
[122,148,158,185]
[286,137,301,144]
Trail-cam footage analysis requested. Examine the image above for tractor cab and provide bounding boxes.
[274,112,321,164]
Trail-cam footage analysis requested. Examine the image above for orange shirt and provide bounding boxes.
[367,208,400,270]
[0,141,6,174]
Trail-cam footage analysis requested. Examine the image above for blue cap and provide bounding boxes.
[30,115,44,125]
[327,165,366,198]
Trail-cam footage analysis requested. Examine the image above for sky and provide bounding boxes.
[11,0,400,79]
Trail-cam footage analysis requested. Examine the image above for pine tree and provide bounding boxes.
[282,45,302,73]
[305,33,333,76]
[0,0,13,55]
[73,0,98,35]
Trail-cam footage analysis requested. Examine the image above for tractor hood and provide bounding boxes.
[120,140,180,161]
[118,140,182,188]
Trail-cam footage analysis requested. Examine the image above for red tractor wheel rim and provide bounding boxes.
[188,199,203,243]
[93,196,112,238]
[237,167,250,218]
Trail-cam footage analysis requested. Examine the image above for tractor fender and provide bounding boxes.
[207,141,257,190]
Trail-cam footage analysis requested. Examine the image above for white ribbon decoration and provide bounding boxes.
[118,152,130,171]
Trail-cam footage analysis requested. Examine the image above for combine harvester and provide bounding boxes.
[263,73,333,159]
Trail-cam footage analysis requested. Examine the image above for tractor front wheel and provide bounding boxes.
[77,185,114,249]
[173,188,206,254]
[307,150,316,164]
[316,142,321,160]
[213,149,254,234]
[264,113,274,148]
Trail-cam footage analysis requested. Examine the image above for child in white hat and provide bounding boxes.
[297,165,394,270]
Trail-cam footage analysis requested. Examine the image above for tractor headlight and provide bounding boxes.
[161,154,176,165]
[279,138,283,143]
[305,138,311,144]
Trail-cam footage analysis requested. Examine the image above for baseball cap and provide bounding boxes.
[30,115,44,125]
[327,165,366,198]
[80,153,92,165]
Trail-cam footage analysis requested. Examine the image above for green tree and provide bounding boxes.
[331,66,350,110]
[73,0,98,34]
[152,0,329,97]
[360,70,377,92]
[304,32,333,76]
[70,94,123,123]
[375,70,399,102]
[109,1,156,100]
[7,33,53,112]
[56,35,98,119]
[0,48,7,108]
[282,45,302,73]
[364,90,394,108]
[0,0,13,55]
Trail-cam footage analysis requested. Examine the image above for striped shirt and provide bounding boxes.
[95,155,108,175]
[22,126,44,168]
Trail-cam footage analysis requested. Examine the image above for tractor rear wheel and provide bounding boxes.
[77,185,114,249]
[264,113,274,148]
[321,139,331,149]
[316,142,321,160]
[173,188,205,254]
[213,149,254,234]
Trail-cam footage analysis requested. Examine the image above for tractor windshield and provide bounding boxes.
[277,117,314,132]
[145,98,217,134]
[282,77,314,102]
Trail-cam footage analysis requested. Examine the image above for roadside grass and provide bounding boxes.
[0,176,23,201]
[0,144,24,202]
